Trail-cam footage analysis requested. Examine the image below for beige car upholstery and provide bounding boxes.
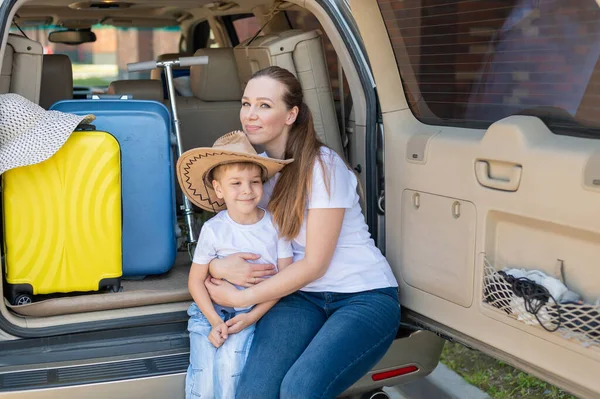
[0,34,43,104]
[234,30,343,155]
[0,43,12,94]
[39,54,73,109]
[176,47,243,150]
[108,79,164,102]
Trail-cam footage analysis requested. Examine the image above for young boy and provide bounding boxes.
[176,131,294,399]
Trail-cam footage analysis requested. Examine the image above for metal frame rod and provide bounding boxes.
[163,62,197,246]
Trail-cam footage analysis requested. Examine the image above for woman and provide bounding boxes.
[205,66,400,399]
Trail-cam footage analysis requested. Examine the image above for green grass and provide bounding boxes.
[73,77,110,87]
[440,342,577,399]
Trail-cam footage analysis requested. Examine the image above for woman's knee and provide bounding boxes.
[235,381,280,399]
[280,373,317,399]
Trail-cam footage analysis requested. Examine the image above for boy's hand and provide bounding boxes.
[226,313,256,334]
[208,322,229,348]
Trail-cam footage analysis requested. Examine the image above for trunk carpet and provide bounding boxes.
[6,252,192,317]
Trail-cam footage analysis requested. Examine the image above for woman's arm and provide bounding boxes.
[223,256,293,334]
[209,254,277,287]
[206,208,344,308]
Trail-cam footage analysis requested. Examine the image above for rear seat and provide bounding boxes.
[150,52,188,80]
[39,54,73,109]
[151,52,193,98]
[176,47,243,150]
[110,31,342,154]
[234,29,343,156]
[0,34,43,104]
[107,48,241,150]
[107,79,164,102]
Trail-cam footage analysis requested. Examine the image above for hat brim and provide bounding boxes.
[176,148,293,213]
[0,107,95,175]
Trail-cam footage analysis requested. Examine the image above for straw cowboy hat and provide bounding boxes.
[176,130,293,212]
[0,93,95,175]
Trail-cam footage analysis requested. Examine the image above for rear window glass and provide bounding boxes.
[377,0,600,138]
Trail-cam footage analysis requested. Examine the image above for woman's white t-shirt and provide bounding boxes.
[260,147,398,293]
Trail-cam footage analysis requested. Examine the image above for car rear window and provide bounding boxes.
[377,0,600,138]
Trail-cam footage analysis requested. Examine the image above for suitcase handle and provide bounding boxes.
[75,123,97,131]
[87,94,133,100]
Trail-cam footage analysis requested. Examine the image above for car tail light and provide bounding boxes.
[371,365,419,381]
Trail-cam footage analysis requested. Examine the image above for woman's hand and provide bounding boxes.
[209,253,276,287]
[205,278,248,308]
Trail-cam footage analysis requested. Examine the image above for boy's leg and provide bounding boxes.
[235,292,327,399]
[186,305,218,399]
[280,287,401,399]
[215,318,255,399]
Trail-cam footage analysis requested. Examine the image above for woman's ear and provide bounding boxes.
[285,105,299,126]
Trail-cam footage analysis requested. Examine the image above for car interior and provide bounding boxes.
[1,1,355,322]
[0,2,445,396]
[2,0,600,398]
[0,2,444,393]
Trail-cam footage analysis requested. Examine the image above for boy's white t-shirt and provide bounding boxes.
[193,209,293,311]
[260,147,398,293]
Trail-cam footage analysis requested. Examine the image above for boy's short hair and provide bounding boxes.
[209,161,267,183]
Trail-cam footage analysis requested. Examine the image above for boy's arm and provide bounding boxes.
[189,262,224,329]
[277,257,293,271]
[226,299,277,334]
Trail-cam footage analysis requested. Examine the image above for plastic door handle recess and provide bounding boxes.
[475,160,522,192]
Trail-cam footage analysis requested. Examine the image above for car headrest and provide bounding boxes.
[108,79,163,103]
[233,30,342,154]
[0,34,43,104]
[190,48,242,102]
[40,54,73,109]
[0,44,13,93]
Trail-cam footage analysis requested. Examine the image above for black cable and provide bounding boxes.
[12,14,30,40]
[498,271,562,333]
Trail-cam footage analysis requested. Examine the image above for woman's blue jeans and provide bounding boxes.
[235,287,401,399]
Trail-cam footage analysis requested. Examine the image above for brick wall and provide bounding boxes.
[36,26,180,76]
[153,30,181,58]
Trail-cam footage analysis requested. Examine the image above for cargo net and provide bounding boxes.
[483,259,600,347]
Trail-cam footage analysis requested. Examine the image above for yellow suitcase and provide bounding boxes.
[2,130,122,305]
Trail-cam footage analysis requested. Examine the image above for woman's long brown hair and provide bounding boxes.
[250,66,327,240]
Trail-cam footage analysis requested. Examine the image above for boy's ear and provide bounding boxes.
[212,180,224,199]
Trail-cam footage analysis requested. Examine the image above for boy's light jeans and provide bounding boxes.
[185,303,255,399]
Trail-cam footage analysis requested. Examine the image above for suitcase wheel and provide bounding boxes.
[99,278,122,294]
[13,294,32,306]
[110,285,123,293]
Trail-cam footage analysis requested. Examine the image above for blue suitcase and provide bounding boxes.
[50,99,177,277]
